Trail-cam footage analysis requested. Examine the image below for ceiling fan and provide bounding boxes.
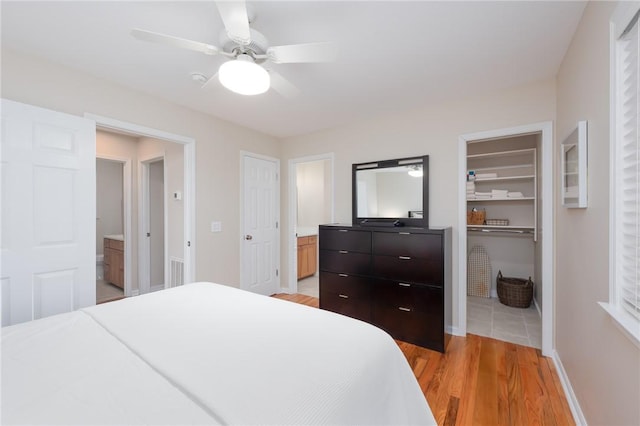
[131,1,336,97]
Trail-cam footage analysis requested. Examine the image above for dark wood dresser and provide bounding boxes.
[319,224,451,352]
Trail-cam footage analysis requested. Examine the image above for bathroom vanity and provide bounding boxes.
[104,235,124,289]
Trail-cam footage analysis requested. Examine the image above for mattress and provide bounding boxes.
[2,282,436,425]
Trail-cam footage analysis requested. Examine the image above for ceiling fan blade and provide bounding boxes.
[267,42,337,64]
[215,1,251,45]
[131,28,219,55]
[268,70,300,98]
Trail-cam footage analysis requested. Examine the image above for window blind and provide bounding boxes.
[616,15,640,321]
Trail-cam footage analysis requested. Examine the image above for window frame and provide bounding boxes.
[601,1,640,349]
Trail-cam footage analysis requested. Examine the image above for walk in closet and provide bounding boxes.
[465,134,543,349]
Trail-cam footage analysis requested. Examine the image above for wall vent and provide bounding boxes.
[170,257,184,287]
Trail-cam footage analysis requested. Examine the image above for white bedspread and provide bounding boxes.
[2,282,436,425]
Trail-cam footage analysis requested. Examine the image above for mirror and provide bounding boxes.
[352,155,429,227]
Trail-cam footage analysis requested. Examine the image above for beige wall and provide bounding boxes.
[556,1,640,425]
[296,160,330,228]
[2,48,280,288]
[280,78,556,330]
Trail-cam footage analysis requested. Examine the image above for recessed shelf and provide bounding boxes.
[467,197,535,202]
[473,175,535,182]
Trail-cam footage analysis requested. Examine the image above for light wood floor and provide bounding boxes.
[273,293,574,426]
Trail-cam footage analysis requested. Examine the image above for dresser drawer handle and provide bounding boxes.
[398,256,411,260]
[338,229,348,232]
[338,273,349,277]
[399,232,411,235]
[398,307,411,312]
[339,294,349,299]
[339,250,349,254]
[398,282,411,287]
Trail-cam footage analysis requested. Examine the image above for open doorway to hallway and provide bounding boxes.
[289,154,334,296]
[95,129,185,303]
[96,157,126,304]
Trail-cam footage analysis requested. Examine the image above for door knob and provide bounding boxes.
[245,235,253,240]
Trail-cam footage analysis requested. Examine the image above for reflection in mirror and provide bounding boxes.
[356,165,423,218]
[352,155,428,227]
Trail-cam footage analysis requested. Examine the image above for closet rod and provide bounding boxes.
[467,228,534,235]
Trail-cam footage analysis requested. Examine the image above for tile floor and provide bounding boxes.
[467,296,542,349]
[96,279,124,304]
[297,275,319,298]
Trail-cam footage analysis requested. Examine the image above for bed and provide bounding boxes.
[2,282,436,425]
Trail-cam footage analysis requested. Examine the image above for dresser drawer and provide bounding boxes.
[372,232,442,261]
[319,228,371,253]
[371,303,444,350]
[371,255,443,286]
[320,290,371,323]
[373,280,442,313]
[320,271,371,298]
[319,250,370,275]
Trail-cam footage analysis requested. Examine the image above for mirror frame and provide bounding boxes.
[352,155,429,228]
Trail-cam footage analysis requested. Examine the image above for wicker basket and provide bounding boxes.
[496,271,533,308]
[467,209,486,225]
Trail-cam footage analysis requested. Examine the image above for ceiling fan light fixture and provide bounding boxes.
[408,165,423,177]
[218,54,270,95]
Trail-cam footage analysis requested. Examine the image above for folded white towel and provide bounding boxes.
[491,189,508,198]
[476,173,498,179]
[475,191,491,196]
[507,192,524,198]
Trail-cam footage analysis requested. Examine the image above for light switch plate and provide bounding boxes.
[211,221,222,232]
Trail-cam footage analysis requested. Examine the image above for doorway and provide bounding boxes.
[287,153,335,295]
[458,122,553,356]
[96,157,127,304]
[88,114,196,294]
[140,157,166,294]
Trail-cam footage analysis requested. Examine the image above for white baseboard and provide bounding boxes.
[150,284,164,292]
[448,325,465,336]
[130,289,140,297]
[551,350,587,425]
[534,296,542,317]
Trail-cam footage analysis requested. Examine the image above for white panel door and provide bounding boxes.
[242,155,278,295]
[1,99,96,326]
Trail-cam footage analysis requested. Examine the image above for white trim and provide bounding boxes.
[458,121,554,357]
[239,151,281,294]
[551,350,588,426]
[85,114,193,145]
[611,1,640,39]
[95,154,132,297]
[598,302,640,349]
[287,153,335,294]
[87,113,196,285]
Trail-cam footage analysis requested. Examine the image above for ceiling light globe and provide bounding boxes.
[218,55,270,96]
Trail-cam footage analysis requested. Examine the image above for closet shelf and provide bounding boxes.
[467,197,535,202]
[467,148,536,160]
[473,175,535,182]
[467,225,535,236]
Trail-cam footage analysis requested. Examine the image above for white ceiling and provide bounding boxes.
[1,1,586,138]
